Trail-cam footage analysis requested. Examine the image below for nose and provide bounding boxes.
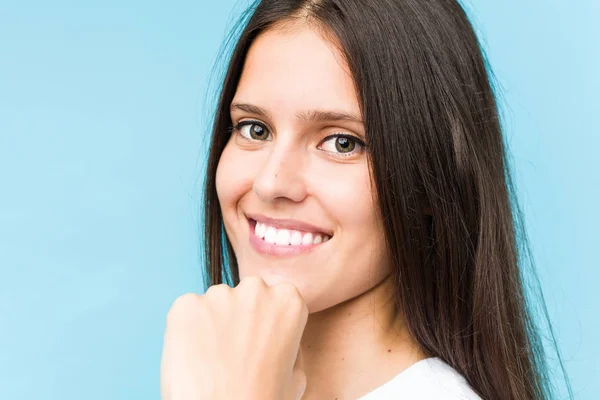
[252,141,307,203]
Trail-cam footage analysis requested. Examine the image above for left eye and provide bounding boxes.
[319,134,365,156]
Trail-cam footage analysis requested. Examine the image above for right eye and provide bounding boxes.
[233,121,272,141]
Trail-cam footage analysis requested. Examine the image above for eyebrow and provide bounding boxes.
[230,102,364,125]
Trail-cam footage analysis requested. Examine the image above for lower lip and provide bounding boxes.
[248,219,328,257]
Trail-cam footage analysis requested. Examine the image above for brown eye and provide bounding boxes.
[319,134,365,157]
[235,121,271,141]
[334,136,355,153]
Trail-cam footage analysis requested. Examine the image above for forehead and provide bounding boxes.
[233,22,361,117]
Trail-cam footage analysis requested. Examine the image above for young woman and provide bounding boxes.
[160,0,570,399]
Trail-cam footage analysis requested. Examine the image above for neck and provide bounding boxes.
[300,276,426,398]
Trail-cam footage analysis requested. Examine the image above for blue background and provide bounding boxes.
[0,0,597,398]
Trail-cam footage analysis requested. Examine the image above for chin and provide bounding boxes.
[239,269,324,313]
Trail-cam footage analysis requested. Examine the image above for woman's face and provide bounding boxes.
[216,22,391,313]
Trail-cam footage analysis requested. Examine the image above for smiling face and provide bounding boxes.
[215,21,391,313]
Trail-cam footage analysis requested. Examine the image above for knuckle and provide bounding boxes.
[204,283,232,305]
[205,283,230,296]
[239,275,266,287]
[237,277,268,310]
[166,292,201,323]
[272,283,308,313]
[272,282,300,298]
[238,276,267,293]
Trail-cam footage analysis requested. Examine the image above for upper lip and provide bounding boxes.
[246,213,334,236]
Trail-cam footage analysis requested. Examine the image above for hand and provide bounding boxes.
[160,276,309,400]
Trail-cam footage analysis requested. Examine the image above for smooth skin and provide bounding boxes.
[160,277,308,400]
[160,20,426,399]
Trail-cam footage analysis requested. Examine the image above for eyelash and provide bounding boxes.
[230,120,367,157]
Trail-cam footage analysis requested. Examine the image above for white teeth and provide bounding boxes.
[290,231,303,246]
[264,226,277,244]
[254,221,331,246]
[258,223,267,239]
[276,229,291,246]
[301,232,313,245]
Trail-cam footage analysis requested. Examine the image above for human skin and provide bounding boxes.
[215,20,426,398]
[160,278,309,400]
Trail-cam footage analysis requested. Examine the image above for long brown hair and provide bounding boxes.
[201,0,571,398]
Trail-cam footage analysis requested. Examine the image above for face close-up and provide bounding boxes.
[215,21,391,313]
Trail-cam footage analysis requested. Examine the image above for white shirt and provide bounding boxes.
[357,357,482,399]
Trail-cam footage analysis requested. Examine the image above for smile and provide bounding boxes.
[255,221,331,245]
[247,216,332,256]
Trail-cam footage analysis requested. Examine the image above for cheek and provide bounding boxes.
[312,162,379,232]
[310,163,390,276]
[215,143,255,229]
[215,144,254,248]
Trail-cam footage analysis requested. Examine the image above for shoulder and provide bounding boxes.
[358,357,482,400]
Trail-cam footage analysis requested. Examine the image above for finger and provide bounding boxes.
[294,345,304,370]
[292,347,307,400]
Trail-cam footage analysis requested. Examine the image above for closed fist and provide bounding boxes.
[160,276,309,400]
